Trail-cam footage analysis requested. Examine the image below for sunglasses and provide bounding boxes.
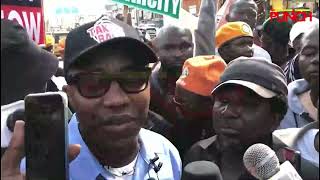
[68,68,152,98]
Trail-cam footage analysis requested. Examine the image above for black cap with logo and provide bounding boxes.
[64,15,158,75]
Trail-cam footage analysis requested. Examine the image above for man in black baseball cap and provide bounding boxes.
[3,15,182,180]
[63,16,181,180]
[184,57,288,179]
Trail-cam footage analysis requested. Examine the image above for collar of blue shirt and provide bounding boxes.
[68,114,176,180]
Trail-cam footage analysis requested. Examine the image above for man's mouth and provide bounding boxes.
[218,128,241,137]
[93,115,136,128]
[309,71,319,78]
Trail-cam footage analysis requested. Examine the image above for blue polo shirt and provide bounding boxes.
[21,114,182,180]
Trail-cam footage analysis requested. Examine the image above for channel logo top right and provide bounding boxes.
[268,0,319,22]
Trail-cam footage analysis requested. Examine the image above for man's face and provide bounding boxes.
[227,3,258,30]
[212,85,278,151]
[219,37,254,63]
[155,29,193,72]
[261,32,288,66]
[299,29,319,91]
[174,86,213,121]
[65,52,150,148]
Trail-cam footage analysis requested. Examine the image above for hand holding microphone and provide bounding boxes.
[243,143,303,180]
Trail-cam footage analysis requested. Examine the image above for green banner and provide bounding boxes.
[112,0,181,18]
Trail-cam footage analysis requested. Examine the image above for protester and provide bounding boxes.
[225,0,271,61]
[260,17,293,68]
[1,19,58,157]
[284,17,319,84]
[184,57,288,179]
[150,25,194,123]
[272,99,319,179]
[280,24,319,129]
[44,34,55,53]
[216,21,254,63]
[172,55,226,159]
[19,15,182,179]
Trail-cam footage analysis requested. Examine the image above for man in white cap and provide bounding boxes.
[284,17,319,84]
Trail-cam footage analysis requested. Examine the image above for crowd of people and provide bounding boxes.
[1,0,319,179]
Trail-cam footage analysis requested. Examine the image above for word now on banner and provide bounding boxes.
[1,0,45,45]
[112,0,181,19]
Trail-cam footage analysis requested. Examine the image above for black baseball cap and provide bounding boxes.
[64,15,158,75]
[211,57,288,102]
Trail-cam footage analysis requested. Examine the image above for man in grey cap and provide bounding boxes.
[184,57,288,180]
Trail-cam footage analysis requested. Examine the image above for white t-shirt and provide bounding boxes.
[103,153,139,180]
[295,129,319,167]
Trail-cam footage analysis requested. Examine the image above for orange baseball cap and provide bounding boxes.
[215,21,253,48]
[176,55,227,96]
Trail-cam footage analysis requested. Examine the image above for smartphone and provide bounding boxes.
[24,92,69,180]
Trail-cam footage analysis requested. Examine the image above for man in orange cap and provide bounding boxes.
[172,55,226,159]
[216,21,256,63]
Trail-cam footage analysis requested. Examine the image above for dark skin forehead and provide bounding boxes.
[154,26,193,48]
[229,0,258,11]
[223,36,253,47]
[175,85,212,105]
[301,27,319,51]
[67,50,143,76]
[213,84,262,103]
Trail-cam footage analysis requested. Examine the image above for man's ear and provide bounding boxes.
[225,14,230,22]
[218,47,228,61]
[270,113,281,131]
[63,85,74,107]
[150,39,158,53]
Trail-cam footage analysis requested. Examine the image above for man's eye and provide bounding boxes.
[180,43,191,50]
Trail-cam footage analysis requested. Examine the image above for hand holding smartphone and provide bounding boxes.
[24,92,69,180]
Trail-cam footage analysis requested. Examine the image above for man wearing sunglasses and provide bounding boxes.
[172,56,226,160]
[62,16,182,180]
[4,16,181,180]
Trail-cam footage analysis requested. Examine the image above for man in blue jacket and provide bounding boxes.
[280,23,319,129]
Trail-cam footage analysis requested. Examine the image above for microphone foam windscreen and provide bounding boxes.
[243,143,280,179]
[182,161,222,180]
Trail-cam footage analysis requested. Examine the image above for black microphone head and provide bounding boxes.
[182,161,223,180]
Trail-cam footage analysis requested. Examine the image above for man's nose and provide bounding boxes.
[214,104,239,118]
[102,81,130,110]
[311,54,319,64]
[173,48,184,57]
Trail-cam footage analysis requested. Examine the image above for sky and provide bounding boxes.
[43,0,117,18]
[43,0,120,29]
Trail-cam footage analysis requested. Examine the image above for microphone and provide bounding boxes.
[149,154,162,172]
[182,161,223,180]
[243,143,303,180]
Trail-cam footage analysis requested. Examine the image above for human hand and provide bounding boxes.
[1,121,81,180]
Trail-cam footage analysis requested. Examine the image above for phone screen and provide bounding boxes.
[25,93,68,180]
